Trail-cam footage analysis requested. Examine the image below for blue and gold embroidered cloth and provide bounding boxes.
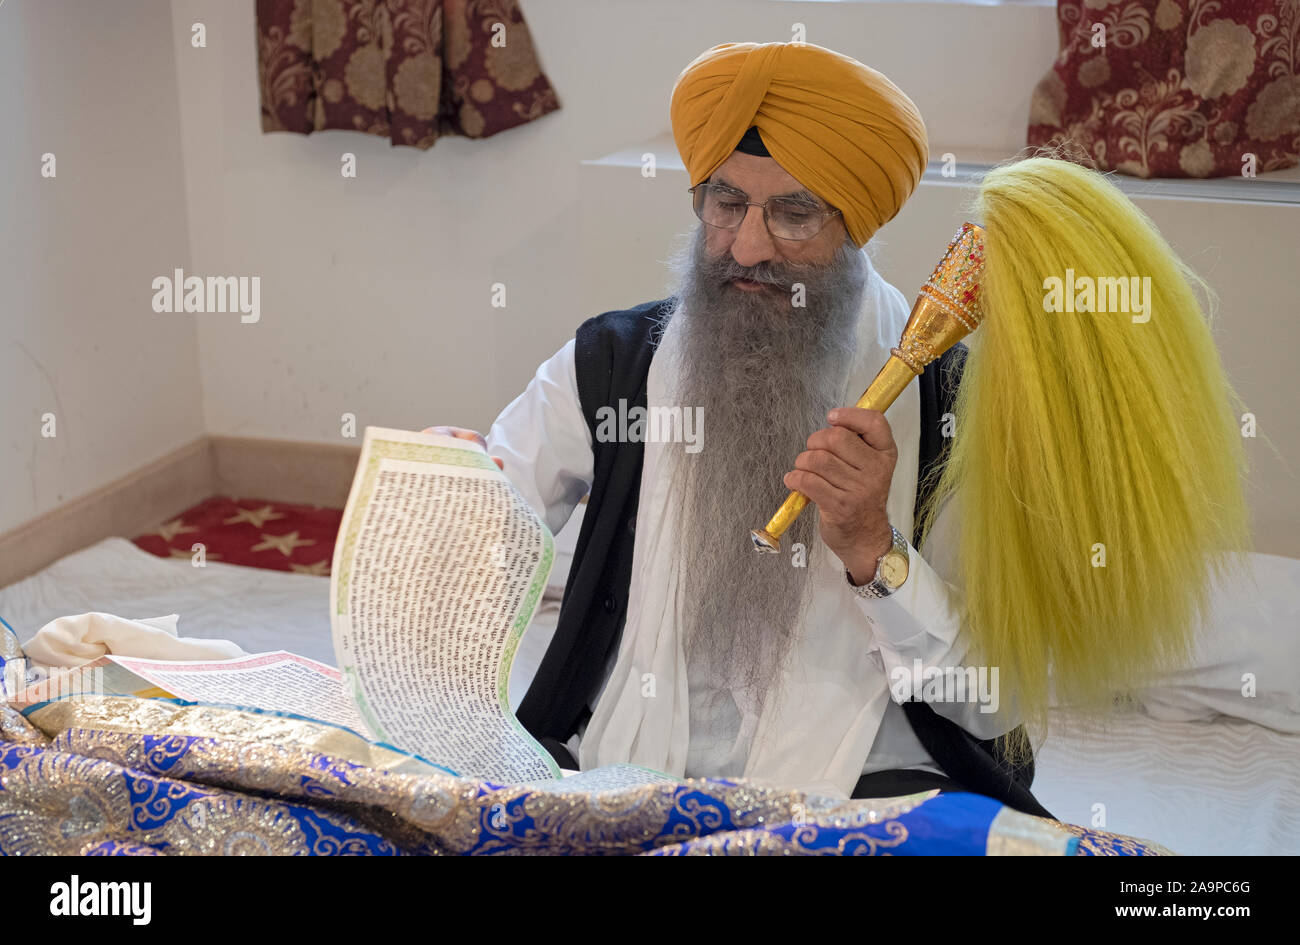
[0,695,1172,856]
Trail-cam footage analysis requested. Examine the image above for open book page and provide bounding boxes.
[537,763,680,792]
[6,655,175,708]
[104,651,370,735]
[330,426,560,782]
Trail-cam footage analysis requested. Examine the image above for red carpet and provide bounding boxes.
[133,496,342,575]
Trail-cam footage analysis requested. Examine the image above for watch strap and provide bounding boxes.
[846,525,908,599]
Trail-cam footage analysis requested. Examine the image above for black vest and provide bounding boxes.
[516,298,1052,819]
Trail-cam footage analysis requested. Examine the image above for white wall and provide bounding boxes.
[0,0,200,535]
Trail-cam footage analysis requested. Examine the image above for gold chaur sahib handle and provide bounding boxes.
[750,222,989,554]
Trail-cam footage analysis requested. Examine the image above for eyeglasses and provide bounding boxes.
[689,182,842,241]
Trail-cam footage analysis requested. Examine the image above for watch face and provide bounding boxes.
[879,551,908,588]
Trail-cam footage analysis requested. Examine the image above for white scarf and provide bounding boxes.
[580,256,924,797]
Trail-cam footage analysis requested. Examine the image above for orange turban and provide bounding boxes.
[670,42,929,247]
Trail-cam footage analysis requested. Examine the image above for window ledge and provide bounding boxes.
[582,135,1300,207]
[926,147,1300,206]
[770,0,1055,6]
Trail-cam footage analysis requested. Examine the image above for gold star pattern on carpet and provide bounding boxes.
[251,531,316,557]
[153,518,198,543]
[223,504,286,528]
[289,559,331,576]
[132,496,343,574]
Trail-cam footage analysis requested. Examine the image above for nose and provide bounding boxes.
[728,204,777,269]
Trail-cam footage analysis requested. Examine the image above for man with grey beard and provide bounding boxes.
[427,42,1049,816]
[432,136,1046,816]
[664,216,869,770]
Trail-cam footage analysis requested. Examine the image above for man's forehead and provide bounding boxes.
[709,151,818,200]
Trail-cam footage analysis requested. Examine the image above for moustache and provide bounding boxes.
[701,253,824,292]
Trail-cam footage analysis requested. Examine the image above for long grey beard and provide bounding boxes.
[658,225,869,714]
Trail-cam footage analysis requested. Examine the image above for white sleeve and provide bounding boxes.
[485,337,594,537]
[854,497,1020,740]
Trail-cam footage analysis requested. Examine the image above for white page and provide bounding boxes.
[330,427,558,782]
[106,651,369,735]
[543,763,680,793]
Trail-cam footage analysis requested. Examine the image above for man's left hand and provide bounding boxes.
[782,407,896,585]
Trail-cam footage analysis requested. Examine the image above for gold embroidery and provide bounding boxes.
[0,705,49,745]
[158,797,311,856]
[3,697,1175,856]
[0,748,131,855]
[1056,821,1179,856]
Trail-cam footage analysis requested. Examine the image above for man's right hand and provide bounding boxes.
[422,426,505,471]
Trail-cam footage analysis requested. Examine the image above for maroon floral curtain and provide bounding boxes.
[257,0,560,150]
[1028,0,1300,178]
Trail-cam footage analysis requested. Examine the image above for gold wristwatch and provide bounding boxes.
[845,525,909,599]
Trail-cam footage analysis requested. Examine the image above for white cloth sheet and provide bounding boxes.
[22,611,244,667]
[1034,708,1300,855]
[0,538,334,665]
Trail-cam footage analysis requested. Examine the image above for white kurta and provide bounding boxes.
[486,258,1017,798]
